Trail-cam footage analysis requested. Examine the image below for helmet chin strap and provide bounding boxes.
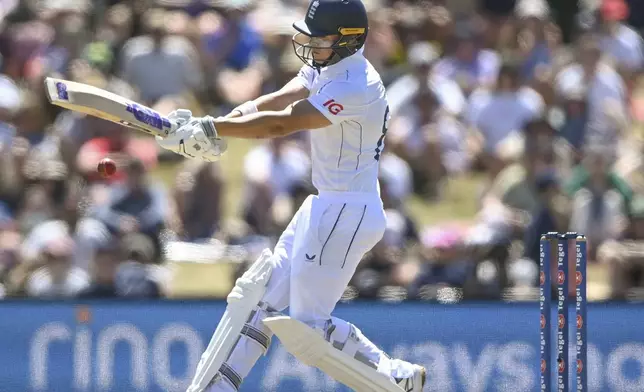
[313,50,342,69]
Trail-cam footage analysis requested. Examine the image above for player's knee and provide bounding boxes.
[225,249,280,349]
[227,249,273,302]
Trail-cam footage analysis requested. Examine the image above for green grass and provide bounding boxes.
[407,175,482,225]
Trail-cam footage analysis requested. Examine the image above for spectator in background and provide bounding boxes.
[480,117,558,241]
[599,195,644,299]
[387,41,466,118]
[241,137,310,236]
[204,3,268,108]
[554,34,628,151]
[0,135,29,219]
[78,242,122,298]
[19,172,109,272]
[0,76,24,220]
[94,3,135,62]
[388,80,469,201]
[91,158,167,251]
[597,195,644,300]
[388,84,444,200]
[25,235,89,298]
[566,143,632,259]
[433,22,500,96]
[361,0,400,81]
[598,0,644,79]
[255,10,300,92]
[0,75,20,149]
[466,61,544,178]
[2,17,54,83]
[119,8,203,105]
[407,225,474,300]
[13,87,53,152]
[76,222,163,300]
[421,2,454,55]
[16,184,55,236]
[521,170,569,265]
[114,233,165,298]
[35,2,91,79]
[368,152,421,295]
[21,150,68,205]
[115,260,163,298]
[515,0,555,83]
[378,152,413,211]
[74,40,132,95]
[557,85,590,157]
[169,160,225,242]
[0,223,19,298]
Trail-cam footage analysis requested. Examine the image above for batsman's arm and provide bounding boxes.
[224,78,310,119]
[214,99,331,139]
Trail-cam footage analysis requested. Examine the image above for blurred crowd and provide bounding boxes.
[1,0,644,302]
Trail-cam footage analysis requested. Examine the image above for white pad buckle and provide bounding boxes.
[263,316,405,392]
[186,249,274,392]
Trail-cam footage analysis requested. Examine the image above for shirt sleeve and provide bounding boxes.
[307,81,365,124]
[294,65,316,90]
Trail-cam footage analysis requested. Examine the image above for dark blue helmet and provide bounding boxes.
[293,0,369,68]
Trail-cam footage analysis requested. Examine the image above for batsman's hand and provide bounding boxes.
[156,109,227,162]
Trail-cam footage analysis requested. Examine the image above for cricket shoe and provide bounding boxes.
[395,364,426,392]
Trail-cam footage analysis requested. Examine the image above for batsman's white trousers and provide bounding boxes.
[207,191,415,391]
[267,191,386,321]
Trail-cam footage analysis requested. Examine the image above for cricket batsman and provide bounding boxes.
[155,1,427,391]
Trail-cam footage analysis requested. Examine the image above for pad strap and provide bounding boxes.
[241,324,271,353]
[219,363,242,391]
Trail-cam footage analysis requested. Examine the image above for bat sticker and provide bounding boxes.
[56,82,69,100]
[126,103,172,131]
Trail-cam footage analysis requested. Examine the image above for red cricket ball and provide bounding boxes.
[97,157,117,178]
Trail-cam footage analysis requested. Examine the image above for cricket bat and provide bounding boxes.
[44,77,176,137]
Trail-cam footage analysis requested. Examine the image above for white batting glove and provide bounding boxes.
[156,110,227,162]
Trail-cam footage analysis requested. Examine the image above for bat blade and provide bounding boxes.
[44,77,176,137]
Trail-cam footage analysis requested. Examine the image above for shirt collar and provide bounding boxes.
[320,50,364,78]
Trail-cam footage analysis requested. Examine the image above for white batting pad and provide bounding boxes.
[187,249,274,392]
[263,316,405,392]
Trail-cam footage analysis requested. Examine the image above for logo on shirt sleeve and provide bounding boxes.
[323,99,344,115]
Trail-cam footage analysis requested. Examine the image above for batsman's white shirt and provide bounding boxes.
[262,53,390,323]
[297,52,389,194]
[208,53,418,392]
